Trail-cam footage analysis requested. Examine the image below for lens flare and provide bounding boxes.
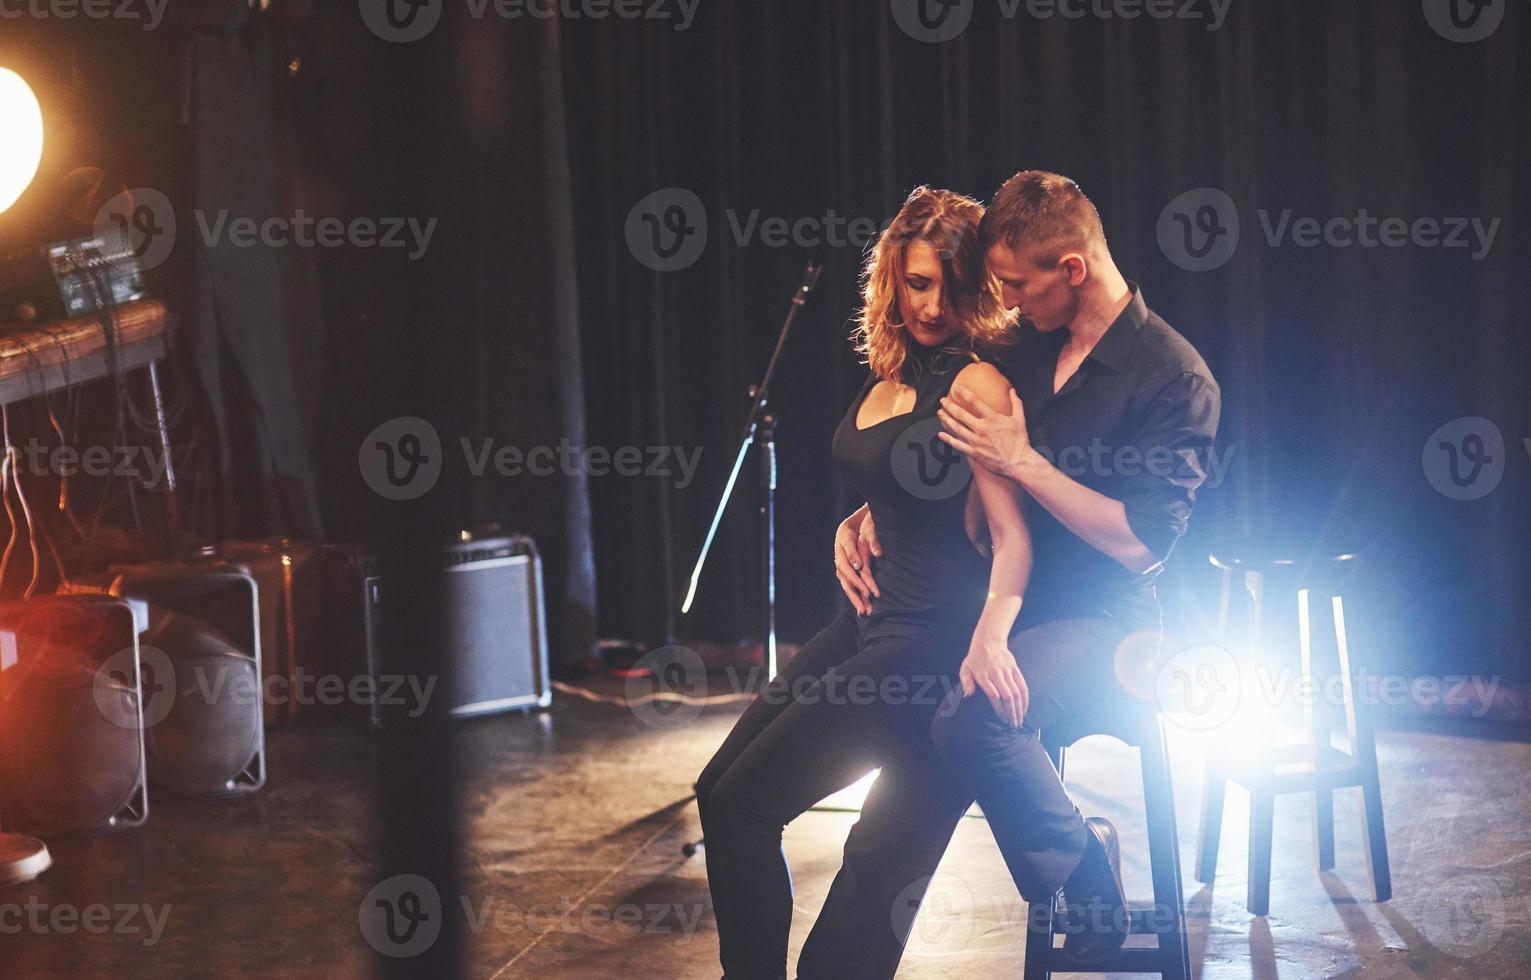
[0,68,44,216]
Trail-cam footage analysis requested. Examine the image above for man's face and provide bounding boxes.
[986,241,1079,332]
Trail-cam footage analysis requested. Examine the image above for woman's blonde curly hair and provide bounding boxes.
[854,186,1018,382]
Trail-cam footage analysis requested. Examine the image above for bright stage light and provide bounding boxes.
[819,769,881,812]
[0,68,44,216]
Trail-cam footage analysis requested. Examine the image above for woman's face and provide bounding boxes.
[898,239,962,349]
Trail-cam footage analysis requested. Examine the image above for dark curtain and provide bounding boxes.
[0,11,599,668]
[7,4,1526,682]
[561,1,1531,680]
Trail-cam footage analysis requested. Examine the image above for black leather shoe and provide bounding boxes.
[1059,816,1129,963]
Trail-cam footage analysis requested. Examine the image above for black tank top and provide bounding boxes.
[831,341,991,623]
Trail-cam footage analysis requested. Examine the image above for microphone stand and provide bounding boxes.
[0,812,51,887]
[680,260,821,681]
[676,261,885,861]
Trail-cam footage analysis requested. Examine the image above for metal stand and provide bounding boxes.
[680,262,820,681]
[0,833,51,888]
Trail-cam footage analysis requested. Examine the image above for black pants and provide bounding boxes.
[696,598,1159,980]
[695,606,976,980]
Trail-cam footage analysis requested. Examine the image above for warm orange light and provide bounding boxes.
[0,68,44,216]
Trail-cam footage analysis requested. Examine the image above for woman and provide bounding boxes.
[694,186,1036,980]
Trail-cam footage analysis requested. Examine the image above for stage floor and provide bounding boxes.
[5,690,1529,978]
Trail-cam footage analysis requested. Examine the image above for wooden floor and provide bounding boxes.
[4,687,1529,979]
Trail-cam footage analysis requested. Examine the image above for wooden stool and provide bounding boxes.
[1195,543,1391,916]
[1023,708,1191,980]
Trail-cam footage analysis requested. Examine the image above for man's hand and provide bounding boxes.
[834,510,882,616]
[959,633,1029,729]
[938,385,1034,479]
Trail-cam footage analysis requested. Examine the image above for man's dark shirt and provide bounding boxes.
[993,283,1221,617]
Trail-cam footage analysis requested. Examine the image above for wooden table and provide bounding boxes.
[0,299,179,543]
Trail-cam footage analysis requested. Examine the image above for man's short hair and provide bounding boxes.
[979,170,1107,266]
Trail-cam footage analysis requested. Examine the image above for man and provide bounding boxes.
[827,170,1220,969]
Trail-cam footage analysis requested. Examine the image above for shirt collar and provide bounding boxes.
[1081,281,1148,373]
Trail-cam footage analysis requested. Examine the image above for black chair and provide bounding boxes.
[1195,542,1391,916]
[1023,705,1192,980]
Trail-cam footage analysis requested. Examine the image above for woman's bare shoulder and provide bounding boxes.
[953,360,1012,410]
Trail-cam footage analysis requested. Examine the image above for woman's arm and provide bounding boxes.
[952,362,1034,728]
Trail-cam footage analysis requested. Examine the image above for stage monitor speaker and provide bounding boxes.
[103,564,267,799]
[0,595,149,837]
[364,532,551,729]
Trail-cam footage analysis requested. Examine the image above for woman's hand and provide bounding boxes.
[835,507,881,616]
[959,633,1029,729]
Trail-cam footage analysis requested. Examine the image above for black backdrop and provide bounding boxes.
[1,1,1527,682]
[561,1,1530,681]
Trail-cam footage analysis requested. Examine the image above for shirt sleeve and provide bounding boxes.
[1119,371,1222,564]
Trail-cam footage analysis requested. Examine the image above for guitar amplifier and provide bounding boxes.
[363,531,551,729]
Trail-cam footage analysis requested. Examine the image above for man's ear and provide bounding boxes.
[1061,253,1088,286]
